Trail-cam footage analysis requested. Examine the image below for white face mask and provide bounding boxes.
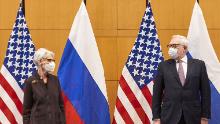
[44,62,55,72]
[168,48,178,59]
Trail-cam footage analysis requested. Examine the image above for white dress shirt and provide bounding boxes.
[176,55,187,78]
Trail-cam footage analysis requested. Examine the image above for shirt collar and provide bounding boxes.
[176,55,187,63]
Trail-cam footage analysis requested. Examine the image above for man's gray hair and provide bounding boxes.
[33,48,54,66]
[171,35,189,48]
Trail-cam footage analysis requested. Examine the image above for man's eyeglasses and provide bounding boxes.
[46,59,55,62]
[167,44,180,48]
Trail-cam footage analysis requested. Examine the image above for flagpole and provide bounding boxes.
[84,0,86,6]
[146,0,148,8]
[22,0,25,16]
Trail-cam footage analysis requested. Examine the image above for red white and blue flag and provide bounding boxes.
[58,2,110,124]
[187,1,220,123]
[112,2,164,124]
[0,3,36,124]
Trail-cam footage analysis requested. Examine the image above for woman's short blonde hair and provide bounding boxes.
[33,48,54,66]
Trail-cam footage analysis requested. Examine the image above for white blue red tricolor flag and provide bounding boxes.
[187,1,220,123]
[0,3,36,124]
[112,1,164,124]
[57,1,110,124]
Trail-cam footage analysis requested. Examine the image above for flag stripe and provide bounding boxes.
[0,73,22,114]
[0,66,23,102]
[147,81,154,95]
[0,110,10,124]
[0,98,17,124]
[112,118,117,124]
[210,83,220,123]
[141,86,152,108]
[118,86,143,124]
[62,93,84,124]
[120,76,150,123]
[122,67,153,121]
[113,107,126,124]
[0,85,22,123]
[115,97,134,124]
[58,39,109,124]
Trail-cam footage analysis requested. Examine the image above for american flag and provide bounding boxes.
[112,2,164,124]
[0,3,36,124]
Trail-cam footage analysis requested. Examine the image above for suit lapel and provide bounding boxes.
[47,74,53,92]
[184,59,193,86]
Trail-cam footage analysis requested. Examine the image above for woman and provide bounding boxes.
[23,48,66,124]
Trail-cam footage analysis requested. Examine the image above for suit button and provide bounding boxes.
[46,95,50,100]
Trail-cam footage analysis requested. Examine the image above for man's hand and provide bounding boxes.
[201,118,208,124]
[153,119,160,124]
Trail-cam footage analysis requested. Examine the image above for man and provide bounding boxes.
[152,35,211,124]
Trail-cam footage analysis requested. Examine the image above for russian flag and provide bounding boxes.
[187,1,220,123]
[57,1,110,124]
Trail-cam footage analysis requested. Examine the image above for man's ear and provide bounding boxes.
[183,46,188,53]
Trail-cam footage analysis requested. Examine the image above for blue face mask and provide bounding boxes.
[44,61,55,72]
[168,48,178,59]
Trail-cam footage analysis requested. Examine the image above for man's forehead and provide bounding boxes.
[169,40,180,44]
[43,54,54,59]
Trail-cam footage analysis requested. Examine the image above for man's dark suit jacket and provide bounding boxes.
[152,58,211,124]
[23,73,66,124]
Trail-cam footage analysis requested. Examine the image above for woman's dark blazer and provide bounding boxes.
[23,73,66,124]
